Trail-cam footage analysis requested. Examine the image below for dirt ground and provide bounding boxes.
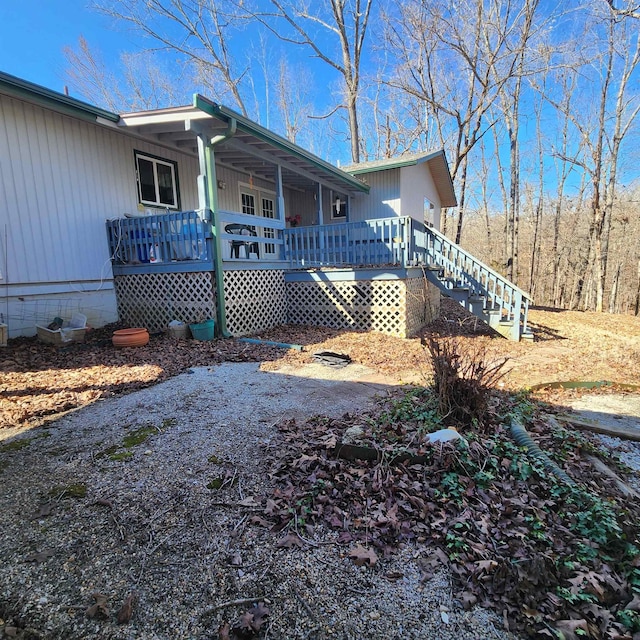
[1,297,639,433]
[1,298,640,639]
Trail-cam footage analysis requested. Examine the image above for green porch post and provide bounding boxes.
[191,109,236,338]
[202,137,231,337]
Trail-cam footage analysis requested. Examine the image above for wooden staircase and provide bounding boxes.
[422,226,533,341]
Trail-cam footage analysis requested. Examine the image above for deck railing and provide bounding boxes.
[423,224,532,334]
[283,216,418,268]
[218,211,285,262]
[106,210,212,270]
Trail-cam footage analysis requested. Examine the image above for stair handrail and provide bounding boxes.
[424,225,532,302]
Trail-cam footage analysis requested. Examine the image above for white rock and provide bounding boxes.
[426,428,466,444]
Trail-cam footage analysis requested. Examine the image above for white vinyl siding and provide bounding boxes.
[399,163,442,229]
[348,169,401,222]
[0,93,199,288]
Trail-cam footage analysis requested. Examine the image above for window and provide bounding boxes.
[424,197,435,227]
[135,151,179,209]
[332,197,347,219]
[241,192,256,216]
[262,197,275,255]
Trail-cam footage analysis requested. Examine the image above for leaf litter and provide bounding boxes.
[256,388,640,638]
[1,304,639,639]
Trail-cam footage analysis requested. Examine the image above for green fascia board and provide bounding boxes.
[0,70,120,123]
[346,150,445,175]
[193,94,369,194]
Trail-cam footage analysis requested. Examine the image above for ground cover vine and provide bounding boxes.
[261,387,640,638]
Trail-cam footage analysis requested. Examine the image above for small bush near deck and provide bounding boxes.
[424,335,508,429]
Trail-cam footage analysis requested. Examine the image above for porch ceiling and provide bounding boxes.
[119,101,369,198]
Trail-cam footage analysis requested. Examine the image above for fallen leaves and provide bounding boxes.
[25,549,54,563]
[348,544,378,567]
[86,592,109,619]
[218,602,270,639]
[260,389,640,638]
[276,532,305,549]
[117,592,138,624]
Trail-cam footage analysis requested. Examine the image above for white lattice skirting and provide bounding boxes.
[406,276,441,336]
[114,272,216,332]
[223,270,287,336]
[286,276,439,338]
[113,269,438,338]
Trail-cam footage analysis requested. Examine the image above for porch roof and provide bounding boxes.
[119,95,370,198]
[344,150,458,208]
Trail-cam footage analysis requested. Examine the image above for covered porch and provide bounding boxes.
[106,211,439,338]
[106,95,529,341]
[105,96,443,339]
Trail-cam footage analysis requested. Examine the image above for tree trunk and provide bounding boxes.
[635,260,640,316]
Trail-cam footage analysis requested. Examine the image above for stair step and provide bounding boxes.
[468,295,485,315]
[520,331,535,343]
[449,287,470,304]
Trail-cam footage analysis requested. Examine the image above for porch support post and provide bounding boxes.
[317,183,323,225]
[202,137,231,337]
[317,183,325,262]
[275,164,285,221]
[190,109,236,338]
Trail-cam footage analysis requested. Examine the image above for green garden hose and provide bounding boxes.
[509,418,576,486]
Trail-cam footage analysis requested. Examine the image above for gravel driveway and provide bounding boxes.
[0,362,518,639]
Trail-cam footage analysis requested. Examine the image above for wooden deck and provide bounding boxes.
[106,211,531,340]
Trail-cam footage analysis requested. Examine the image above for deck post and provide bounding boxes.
[196,134,228,336]
[191,111,237,338]
[275,165,286,260]
[317,183,325,261]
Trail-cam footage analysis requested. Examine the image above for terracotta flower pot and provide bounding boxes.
[112,328,150,348]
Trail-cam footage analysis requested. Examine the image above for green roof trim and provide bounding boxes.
[344,150,445,174]
[194,94,369,194]
[0,71,120,123]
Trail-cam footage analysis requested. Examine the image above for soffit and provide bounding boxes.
[119,104,369,197]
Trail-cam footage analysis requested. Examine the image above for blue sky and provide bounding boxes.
[0,1,135,93]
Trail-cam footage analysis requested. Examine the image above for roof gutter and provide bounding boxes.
[0,70,120,124]
[194,94,369,195]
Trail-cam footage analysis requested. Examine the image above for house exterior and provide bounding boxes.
[344,153,457,230]
[0,71,531,341]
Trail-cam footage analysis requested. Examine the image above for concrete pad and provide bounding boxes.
[567,394,640,432]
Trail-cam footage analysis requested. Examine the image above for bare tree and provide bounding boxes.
[385,0,549,245]
[250,0,374,163]
[275,58,314,143]
[64,36,190,110]
[95,0,251,115]
[64,36,126,111]
[493,0,544,284]
[603,0,640,18]
[573,8,639,311]
[528,87,546,298]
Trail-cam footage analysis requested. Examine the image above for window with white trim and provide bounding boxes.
[241,192,256,216]
[262,197,275,255]
[135,151,179,209]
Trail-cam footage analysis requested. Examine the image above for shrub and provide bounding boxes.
[424,335,508,429]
